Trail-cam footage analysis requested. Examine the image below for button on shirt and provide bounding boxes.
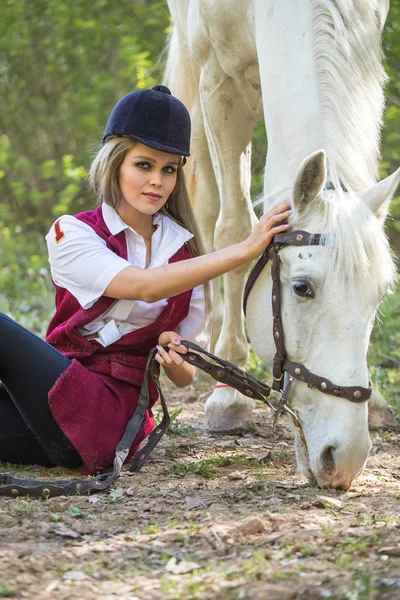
[46,204,207,347]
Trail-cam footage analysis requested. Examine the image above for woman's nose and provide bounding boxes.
[149,171,162,186]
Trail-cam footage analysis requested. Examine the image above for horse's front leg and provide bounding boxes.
[199,63,258,432]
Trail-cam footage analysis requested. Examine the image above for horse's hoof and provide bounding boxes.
[205,388,255,433]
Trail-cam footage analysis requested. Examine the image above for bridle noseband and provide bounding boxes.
[243,229,372,420]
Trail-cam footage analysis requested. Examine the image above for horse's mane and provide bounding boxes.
[311,0,387,191]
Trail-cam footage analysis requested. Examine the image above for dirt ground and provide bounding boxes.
[0,379,399,600]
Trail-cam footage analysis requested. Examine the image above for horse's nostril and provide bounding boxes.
[320,445,336,476]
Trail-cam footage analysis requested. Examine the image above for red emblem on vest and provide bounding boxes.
[54,220,65,243]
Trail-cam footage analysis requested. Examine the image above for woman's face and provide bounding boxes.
[118,142,180,217]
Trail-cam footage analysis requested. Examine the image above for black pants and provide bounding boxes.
[0,312,82,467]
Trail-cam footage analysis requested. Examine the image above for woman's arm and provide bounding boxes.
[105,200,291,303]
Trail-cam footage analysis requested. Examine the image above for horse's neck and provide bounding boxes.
[254,0,386,202]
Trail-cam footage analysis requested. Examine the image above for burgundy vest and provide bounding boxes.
[45,206,193,473]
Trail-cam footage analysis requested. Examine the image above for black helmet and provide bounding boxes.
[102,85,191,156]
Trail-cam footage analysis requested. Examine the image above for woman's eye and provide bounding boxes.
[136,162,150,169]
[293,280,314,298]
[163,166,177,174]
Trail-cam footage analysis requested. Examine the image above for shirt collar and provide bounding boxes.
[102,203,129,235]
[102,203,194,260]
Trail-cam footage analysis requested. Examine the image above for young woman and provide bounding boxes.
[0,85,291,474]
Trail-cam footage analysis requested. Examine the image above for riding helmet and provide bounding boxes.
[102,85,191,156]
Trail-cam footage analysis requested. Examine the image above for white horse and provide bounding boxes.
[165,0,400,489]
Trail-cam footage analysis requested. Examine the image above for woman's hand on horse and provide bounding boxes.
[244,200,292,260]
[156,331,187,369]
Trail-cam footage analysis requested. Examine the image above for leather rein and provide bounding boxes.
[0,229,371,498]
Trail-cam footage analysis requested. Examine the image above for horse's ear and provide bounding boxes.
[360,167,400,221]
[293,150,327,212]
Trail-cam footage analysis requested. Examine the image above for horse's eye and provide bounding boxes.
[293,280,314,298]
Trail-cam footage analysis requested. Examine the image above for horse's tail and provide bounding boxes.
[163,26,198,199]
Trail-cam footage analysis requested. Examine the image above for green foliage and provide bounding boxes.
[369,291,400,415]
[382,0,400,250]
[0,227,54,336]
[0,0,170,230]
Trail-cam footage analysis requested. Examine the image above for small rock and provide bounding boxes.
[165,557,200,574]
[157,529,184,542]
[287,494,301,500]
[185,496,207,510]
[231,516,266,537]
[314,496,343,510]
[53,524,80,538]
[228,471,245,480]
[256,451,272,463]
[63,570,88,581]
[45,581,59,593]
[87,496,100,504]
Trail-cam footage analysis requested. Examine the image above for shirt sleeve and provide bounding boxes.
[45,216,132,309]
[175,284,209,346]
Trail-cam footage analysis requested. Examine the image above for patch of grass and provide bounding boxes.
[334,555,354,570]
[0,589,16,598]
[241,551,269,579]
[321,525,334,537]
[369,291,400,416]
[340,569,376,600]
[271,571,286,582]
[144,522,161,535]
[154,407,196,437]
[8,499,38,516]
[170,454,259,479]
[171,459,217,479]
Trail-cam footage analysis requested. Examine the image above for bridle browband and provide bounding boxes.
[0,228,371,498]
[243,229,372,404]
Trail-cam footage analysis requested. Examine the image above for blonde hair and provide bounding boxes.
[89,136,212,336]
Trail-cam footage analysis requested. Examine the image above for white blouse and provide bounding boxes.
[46,203,207,347]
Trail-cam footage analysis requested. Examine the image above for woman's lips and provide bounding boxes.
[144,192,162,202]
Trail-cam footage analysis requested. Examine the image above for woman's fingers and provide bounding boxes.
[156,345,184,367]
[168,349,185,365]
[267,199,292,217]
[168,341,188,355]
[156,344,173,365]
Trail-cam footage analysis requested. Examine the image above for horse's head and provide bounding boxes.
[246,150,400,489]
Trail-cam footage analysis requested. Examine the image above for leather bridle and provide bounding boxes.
[0,229,372,498]
[243,229,372,412]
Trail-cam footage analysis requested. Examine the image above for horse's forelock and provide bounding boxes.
[293,183,396,295]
